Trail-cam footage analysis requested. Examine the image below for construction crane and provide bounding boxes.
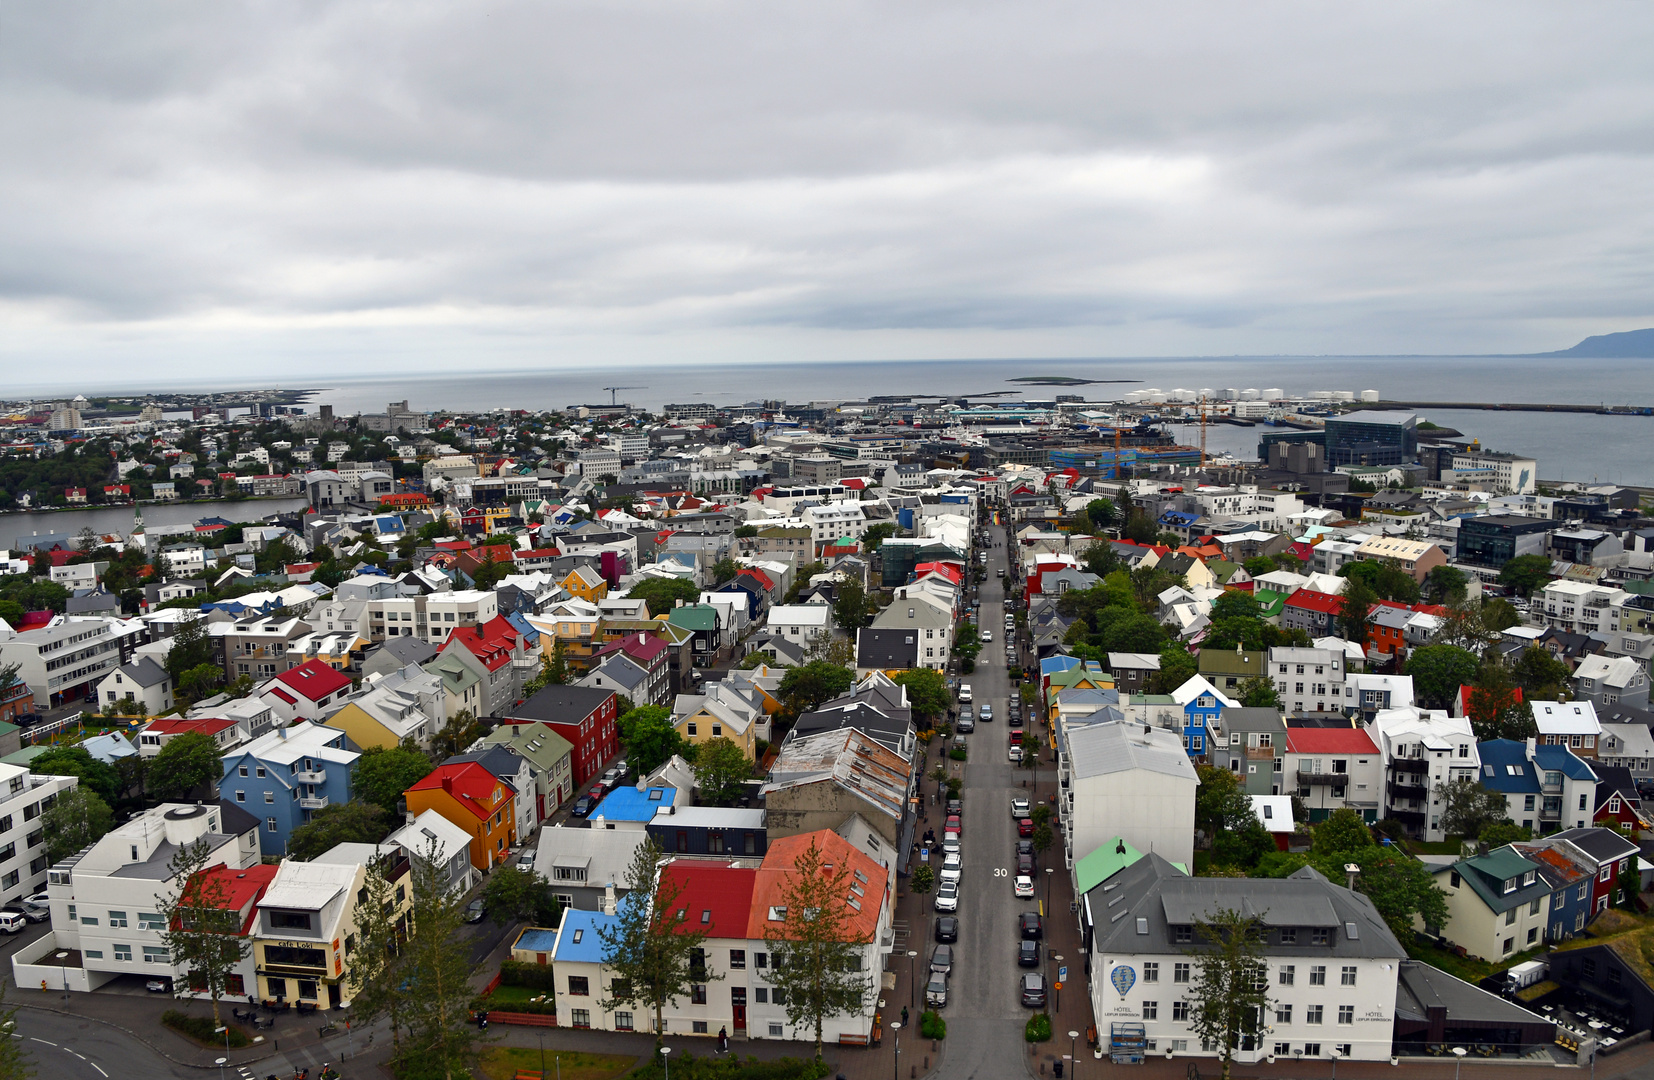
[603,386,645,406]
[1199,395,1209,468]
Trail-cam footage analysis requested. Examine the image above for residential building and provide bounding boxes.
[1540,581,1635,637]
[137,716,245,759]
[1370,708,1479,842]
[671,679,774,762]
[1474,739,1598,835]
[529,826,650,912]
[253,854,391,1011]
[438,616,529,716]
[867,595,953,671]
[257,659,354,724]
[0,618,121,708]
[1268,646,1346,716]
[1352,536,1448,582]
[0,763,78,904]
[1168,675,1236,760]
[765,605,833,649]
[1598,723,1654,780]
[647,806,766,858]
[220,724,360,855]
[763,729,912,876]
[1283,726,1382,823]
[1196,649,1266,695]
[854,627,920,676]
[1058,721,1197,872]
[384,809,476,896]
[95,658,173,715]
[1572,654,1649,710]
[501,685,620,789]
[443,745,537,842]
[405,760,518,872]
[1108,653,1161,695]
[1213,707,1288,796]
[222,616,313,682]
[1084,856,1405,1064]
[319,663,445,750]
[478,721,575,821]
[1282,590,1345,638]
[1533,699,1602,759]
[1423,848,1552,962]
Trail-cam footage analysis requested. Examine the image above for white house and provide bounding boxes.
[96,658,174,716]
[764,605,833,648]
[1370,708,1479,843]
[1532,700,1603,758]
[1058,721,1198,873]
[0,764,79,905]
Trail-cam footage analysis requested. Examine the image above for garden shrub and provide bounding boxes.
[920,1010,946,1039]
[499,959,559,990]
[1025,1012,1052,1043]
[162,1010,251,1047]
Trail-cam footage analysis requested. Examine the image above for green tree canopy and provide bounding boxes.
[1336,579,1378,645]
[1437,778,1511,838]
[1186,909,1271,1080]
[618,705,691,775]
[1406,644,1479,710]
[1498,554,1554,597]
[1086,498,1117,528]
[1422,565,1470,605]
[777,659,854,717]
[1512,645,1572,701]
[693,737,752,806]
[1195,764,1254,838]
[625,577,701,616]
[29,745,122,803]
[1153,642,1198,694]
[286,800,391,860]
[1312,808,1375,856]
[893,668,950,724]
[1236,676,1281,710]
[148,731,224,800]
[831,578,869,632]
[354,744,437,817]
[43,785,115,863]
[1467,657,1536,741]
[164,616,215,682]
[482,866,561,926]
[1340,559,1421,603]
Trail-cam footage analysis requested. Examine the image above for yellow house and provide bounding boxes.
[322,701,423,751]
[670,678,774,760]
[560,565,610,603]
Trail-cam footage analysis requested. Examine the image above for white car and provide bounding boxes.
[1014,875,1035,898]
[941,837,961,858]
[940,852,962,884]
[1011,797,1030,818]
[934,881,960,912]
[980,629,992,643]
[1008,744,1024,763]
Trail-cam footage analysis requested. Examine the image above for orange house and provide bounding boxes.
[405,761,517,871]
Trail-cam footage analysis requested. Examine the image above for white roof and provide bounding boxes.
[1532,700,1601,735]
[1065,721,1198,783]
[1170,674,1239,709]
[766,604,831,627]
[386,809,473,865]
[260,859,358,909]
[1250,794,1296,834]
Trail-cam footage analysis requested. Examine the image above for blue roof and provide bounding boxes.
[505,611,540,644]
[553,909,618,964]
[1158,510,1201,526]
[1041,656,1083,677]
[591,786,676,822]
[1475,740,1540,794]
[1533,744,1598,781]
[514,927,561,954]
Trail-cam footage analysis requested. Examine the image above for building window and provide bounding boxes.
[143,946,170,964]
[1337,1005,1354,1025]
[570,1009,590,1029]
[1142,962,1159,983]
[1142,1001,1158,1020]
[692,984,707,1005]
[265,791,275,804]
[1276,1004,1292,1024]
[616,1012,633,1031]
[1309,965,1326,986]
[1306,1005,1323,1025]
[1173,962,1190,983]
[1279,965,1294,985]
[1304,1043,1322,1058]
[267,818,278,832]
[730,950,745,969]
[113,944,131,962]
[568,976,589,996]
[769,1024,785,1037]
[108,910,128,928]
[1172,1001,1189,1022]
[1340,966,1356,987]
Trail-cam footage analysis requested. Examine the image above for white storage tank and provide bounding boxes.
[1360,389,1381,402]
[1262,388,1285,400]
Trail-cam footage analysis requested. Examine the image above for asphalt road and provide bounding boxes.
[931,510,1040,1080]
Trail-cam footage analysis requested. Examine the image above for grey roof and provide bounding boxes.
[1551,826,1641,863]
[1065,722,1197,783]
[1090,854,1406,961]
[443,746,524,793]
[116,657,172,689]
[216,798,261,838]
[1218,706,1287,734]
[376,636,439,666]
[648,806,764,829]
[1394,960,1551,1026]
[506,684,616,723]
[111,833,233,880]
[856,627,920,669]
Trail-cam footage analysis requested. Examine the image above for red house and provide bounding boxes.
[502,685,619,788]
[258,659,353,723]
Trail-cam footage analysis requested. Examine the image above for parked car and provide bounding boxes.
[940,851,962,885]
[1020,912,1044,939]
[935,881,960,912]
[1009,712,1024,730]
[1020,973,1048,1008]
[926,971,949,1008]
[945,814,962,835]
[1017,817,1034,837]
[934,916,959,943]
[145,978,171,993]
[464,899,487,923]
[956,716,975,734]
[22,893,48,908]
[0,913,24,935]
[941,837,961,858]
[20,903,49,923]
[1018,939,1041,967]
[958,683,972,703]
[946,798,963,816]
[930,944,954,975]
[516,852,536,873]
[1014,874,1034,898]
[1016,838,1035,858]
[571,795,594,818]
[1011,796,1030,818]
[1016,854,1035,876]
[1008,744,1023,764]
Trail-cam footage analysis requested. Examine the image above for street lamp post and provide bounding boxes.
[907,950,919,1010]
[538,1030,546,1080]
[55,951,68,1002]
[1331,1047,1342,1079]
[215,1056,227,1080]
[1043,867,1054,917]
[1451,1046,1467,1080]
[660,1046,671,1080]
[1068,1030,1080,1080]
[890,1021,901,1080]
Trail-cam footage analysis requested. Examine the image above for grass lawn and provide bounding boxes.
[477,1048,634,1080]
[1405,838,1465,856]
[1405,937,1545,985]
[485,985,555,1008]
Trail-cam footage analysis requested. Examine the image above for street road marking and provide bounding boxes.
[91,1063,109,1077]
[29,1038,55,1046]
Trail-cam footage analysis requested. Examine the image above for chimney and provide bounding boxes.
[441,775,452,794]
[513,724,520,737]
[1525,736,1537,762]
[603,882,617,915]
[1344,862,1360,891]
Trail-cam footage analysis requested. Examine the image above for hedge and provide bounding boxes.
[1025,1012,1052,1043]
[920,1010,946,1040]
[630,1052,830,1080]
[500,959,559,990]
[163,1010,252,1048]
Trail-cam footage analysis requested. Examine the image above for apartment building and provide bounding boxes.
[1268,646,1346,715]
[220,724,360,855]
[0,618,121,708]
[1370,708,1479,843]
[1352,536,1448,583]
[365,589,497,645]
[222,616,313,681]
[1282,727,1382,824]
[0,764,79,904]
[1533,700,1602,759]
[1539,581,1636,637]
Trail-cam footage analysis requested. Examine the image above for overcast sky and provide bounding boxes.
[3,2,1652,386]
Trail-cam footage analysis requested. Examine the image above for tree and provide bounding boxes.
[1236,676,1281,710]
[831,579,869,632]
[1120,510,1158,544]
[148,732,224,800]
[1479,821,1532,849]
[399,840,481,1080]
[164,616,215,682]
[42,786,114,863]
[1619,862,1642,910]
[1098,611,1167,654]
[1407,645,1479,710]
[625,577,701,616]
[1437,778,1510,838]
[734,525,759,539]
[1467,658,1536,741]
[712,558,739,586]
[1195,765,1254,840]
[1423,565,1470,606]
[430,709,480,761]
[762,838,874,1059]
[693,737,751,806]
[618,705,691,775]
[28,745,121,803]
[861,523,898,552]
[1080,539,1120,579]
[286,800,391,860]
[1086,498,1117,528]
[347,854,415,1056]
[1498,554,1554,597]
[523,641,569,696]
[1336,579,1378,646]
[1341,559,1420,604]
[177,662,224,705]
[354,745,436,817]
[777,660,854,717]
[1512,645,1572,701]
[482,867,561,926]
[1311,809,1374,856]
[1032,822,1053,858]
[1185,909,1271,1080]
[1152,642,1197,694]
[156,838,251,1031]
[908,864,934,909]
[600,838,718,1040]
[893,668,950,725]
[1212,807,1274,871]
[1481,598,1521,632]
[0,979,33,1080]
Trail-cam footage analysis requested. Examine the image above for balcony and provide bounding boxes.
[1297,769,1346,786]
[1390,807,1426,827]
[293,769,327,784]
[299,795,329,810]
[1386,779,1429,801]
[1391,757,1430,775]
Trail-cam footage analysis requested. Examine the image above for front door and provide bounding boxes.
[731,988,747,1033]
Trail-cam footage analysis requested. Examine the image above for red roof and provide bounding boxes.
[441,615,519,672]
[659,860,759,939]
[269,659,352,702]
[747,830,888,941]
[1285,727,1379,755]
[515,548,561,561]
[592,631,669,667]
[840,478,867,490]
[914,563,962,585]
[409,761,513,820]
[434,540,473,552]
[737,567,775,591]
[284,562,320,575]
[145,717,238,738]
[1286,590,1344,616]
[185,863,280,935]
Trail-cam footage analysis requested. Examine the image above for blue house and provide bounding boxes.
[220,722,360,854]
[1477,738,1598,836]
[1170,675,1237,759]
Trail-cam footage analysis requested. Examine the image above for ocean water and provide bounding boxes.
[301,355,1654,483]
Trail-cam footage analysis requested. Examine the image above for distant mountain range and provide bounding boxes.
[1534,328,1654,358]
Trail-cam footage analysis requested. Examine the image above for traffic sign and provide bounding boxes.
[1054,982,1062,991]
[1059,966,1068,982]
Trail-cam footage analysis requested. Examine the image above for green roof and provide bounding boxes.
[1,745,51,767]
[1198,650,1265,677]
[1253,589,1287,618]
[667,605,719,631]
[1076,838,1146,894]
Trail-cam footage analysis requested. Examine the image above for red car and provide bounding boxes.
[1017,818,1034,837]
[944,814,962,835]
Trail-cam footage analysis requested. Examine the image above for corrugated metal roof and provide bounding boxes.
[1066,722,1197,783]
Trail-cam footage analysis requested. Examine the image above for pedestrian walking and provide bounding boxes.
[718,1026,729,1054]
[901,1006,909,1027]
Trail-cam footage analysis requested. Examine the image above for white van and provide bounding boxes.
[958,683,972,703]
[0,912,26,934]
